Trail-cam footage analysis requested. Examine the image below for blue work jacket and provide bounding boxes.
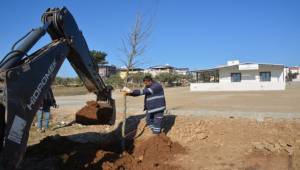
[130,81,166,114]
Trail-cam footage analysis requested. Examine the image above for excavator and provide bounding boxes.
[0,7,116,169]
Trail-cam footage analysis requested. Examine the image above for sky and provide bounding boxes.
[0,0,299,77]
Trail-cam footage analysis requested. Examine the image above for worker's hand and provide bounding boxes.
[123,92,132,96]
[121,87,132,93]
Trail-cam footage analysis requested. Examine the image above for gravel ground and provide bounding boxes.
[53,82,300,122]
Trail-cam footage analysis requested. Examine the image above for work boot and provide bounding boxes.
[148,124,154,130]
[151,126,161,134]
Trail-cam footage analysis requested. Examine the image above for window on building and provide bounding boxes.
[231,73,241,82]
[260,72,271,81]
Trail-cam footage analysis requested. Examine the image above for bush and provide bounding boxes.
[104,74,124,89]
[54,77,83,87]
[155,72,192,87]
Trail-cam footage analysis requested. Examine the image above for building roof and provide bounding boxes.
[192,62,284,73]
[118,67,144,71]
[98,64,117,68]
[175,67,189,70]
[289,66,300,70]
[149,64,174,69]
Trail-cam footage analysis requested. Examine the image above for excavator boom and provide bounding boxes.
[0,7,115,169]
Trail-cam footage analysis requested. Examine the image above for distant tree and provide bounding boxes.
[63,77,72,86]
[176,73,194,86]
[90,50,108,65]
[286,71,293,82]
[74,77,83,85]
[286,70,299,82]
[54,76,83,87]
[104,74,124,89]
[156,72,178,86]
[155,72,193,86]
[184,73,195,83]
[130,72,152,88]
[54,77,63,85]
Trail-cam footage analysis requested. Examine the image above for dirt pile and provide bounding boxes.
[19,133,184,170]
[19,135,119,170]
[103,134,185,170]
[75,101,114,125]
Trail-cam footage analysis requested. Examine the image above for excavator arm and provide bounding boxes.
[0,7,115,169]
[42,7,110,99]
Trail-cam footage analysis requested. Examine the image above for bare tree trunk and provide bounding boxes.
[120,14,152,151]
[121,70,129,151]
[122,94,127,150]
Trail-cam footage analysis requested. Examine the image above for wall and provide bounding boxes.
[190,82,286,91]
[98,66,117,77]
[191,65,286,91]
[119,70,143,79]
[144,68,174,77]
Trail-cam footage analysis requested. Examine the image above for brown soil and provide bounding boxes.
[103,134,185,170]
[26,83,300,169]
[25,114,300,170]
[19,133,185,170]
[75,101,114,125]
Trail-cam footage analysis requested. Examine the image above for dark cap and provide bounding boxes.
[143,75,153,82]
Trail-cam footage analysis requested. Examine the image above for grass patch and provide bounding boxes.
[52,86,89,96]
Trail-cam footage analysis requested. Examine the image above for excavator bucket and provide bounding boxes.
[75,99,116,125]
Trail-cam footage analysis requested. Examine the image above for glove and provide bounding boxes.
[121,87,132,96]
[121,87,132,93]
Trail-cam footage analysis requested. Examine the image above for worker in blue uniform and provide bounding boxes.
[124,75,166,134]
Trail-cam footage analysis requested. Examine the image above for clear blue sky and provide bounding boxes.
[0,0,299,77]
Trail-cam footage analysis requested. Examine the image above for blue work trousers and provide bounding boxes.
[36,109,50,129]
[146,111,164,134]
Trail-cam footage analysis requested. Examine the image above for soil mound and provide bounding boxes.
[103,134,185,170]
[75,101,114,125]
[19,135,120,170]
[19,134,184,170]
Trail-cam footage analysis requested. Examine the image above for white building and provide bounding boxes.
[98,65,117,78]
[144,64,175,77]
[175,67,189,75]
[190,60,285,91]
[144,64,189,77]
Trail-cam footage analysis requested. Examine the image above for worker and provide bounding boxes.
[36,88,57,132]
[123,75,166,134]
